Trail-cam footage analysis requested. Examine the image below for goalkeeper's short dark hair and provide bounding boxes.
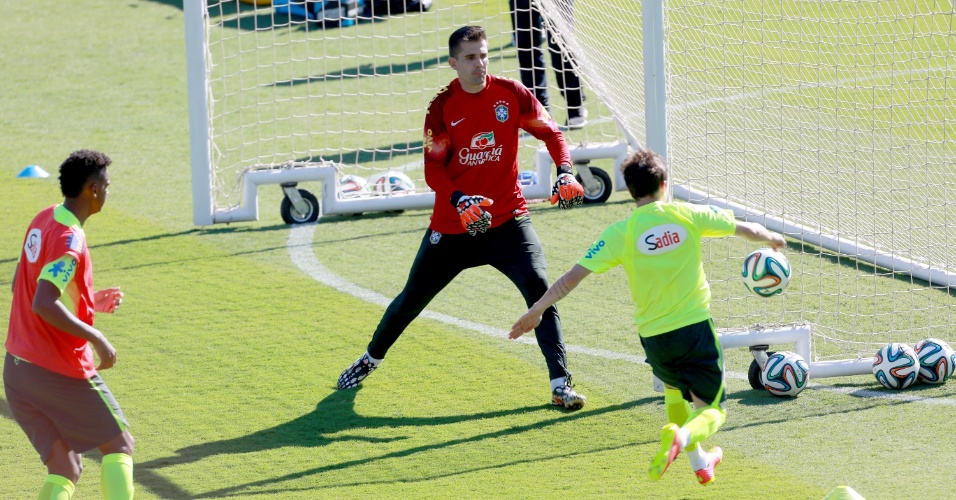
[622,149,668,200]
[449,25,486,58]
[59,149,111,198]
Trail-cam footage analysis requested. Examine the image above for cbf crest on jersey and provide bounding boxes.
[494,100,509,122]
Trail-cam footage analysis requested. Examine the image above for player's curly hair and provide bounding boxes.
[449,25,486,58]
[59,149,111,198]
[622,149,668,200]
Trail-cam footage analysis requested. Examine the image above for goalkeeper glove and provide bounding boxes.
[550,172,584,209]
[456,195,494,236]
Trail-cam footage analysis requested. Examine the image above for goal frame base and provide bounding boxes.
[207,142,633,224]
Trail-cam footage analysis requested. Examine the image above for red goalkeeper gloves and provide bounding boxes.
[457,195,494,236]
[550,172,585,209]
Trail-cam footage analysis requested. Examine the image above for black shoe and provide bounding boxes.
[337,352,377,389]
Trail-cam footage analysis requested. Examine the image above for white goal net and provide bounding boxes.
[187,0,626,223]
[666,0,956,362]
[536,0,956,361]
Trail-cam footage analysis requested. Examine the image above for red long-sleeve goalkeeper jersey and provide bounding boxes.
[423,74,571,234]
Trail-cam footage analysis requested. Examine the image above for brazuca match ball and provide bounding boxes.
[760,351,810,397]
[913,338,955,384]
[872,342,920,390]
[369,171,415,195]
[338,174,369,198]
[742,248,791,297]
[518,170,538,186]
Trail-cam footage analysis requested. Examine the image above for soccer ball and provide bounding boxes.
[760,351,810,397]
[518,170,538,186]
[338,174,369,198]
[369,171,415,195]
[872,342,920,390]
[742,248,791,297]
[913,338,955,384]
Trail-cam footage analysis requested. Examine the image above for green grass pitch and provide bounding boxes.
[0,0,954,498]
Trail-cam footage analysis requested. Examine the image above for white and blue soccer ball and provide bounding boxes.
[760,351,810,397]
[742,248,791,297]
[338,174,369,198]
[369,171,415,195]
[872,342,920,390]
[913,338,955,384]
[518,170,538,186]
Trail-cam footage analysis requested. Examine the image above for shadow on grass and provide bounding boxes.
[271,43,512,87]
[0,217,424,277]
[273,57,449,86]
[134,390,655,498]
[0,229,208,266]
[289,138,424,166]
[142,0,184,11]
[779,236,956,297]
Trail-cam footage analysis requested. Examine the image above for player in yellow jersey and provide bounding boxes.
[510,148,785,485]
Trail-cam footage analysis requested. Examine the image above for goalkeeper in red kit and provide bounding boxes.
[337,25,588,409]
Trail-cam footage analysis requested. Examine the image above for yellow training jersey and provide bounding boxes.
[577,201,736,337]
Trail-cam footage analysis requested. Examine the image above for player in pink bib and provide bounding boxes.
[5,150,134,499]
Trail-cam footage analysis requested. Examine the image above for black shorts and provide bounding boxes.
[4,353,129,463]
[640,319,726,407]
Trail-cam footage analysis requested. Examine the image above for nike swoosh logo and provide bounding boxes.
[451,118,465,126]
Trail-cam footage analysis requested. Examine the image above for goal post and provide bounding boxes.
[184,0,214,226]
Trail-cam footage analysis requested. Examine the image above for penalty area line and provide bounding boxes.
[288,224,956,407]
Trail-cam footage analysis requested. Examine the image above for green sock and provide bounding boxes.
[101,453,135,499]
[38,474,75,500]
[683,406,727,448]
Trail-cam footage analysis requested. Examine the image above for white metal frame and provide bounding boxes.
[211,141,631,224]
[718,325,874,379]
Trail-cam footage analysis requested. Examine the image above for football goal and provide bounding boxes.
[185,0,956,379]
[185,0,630,226]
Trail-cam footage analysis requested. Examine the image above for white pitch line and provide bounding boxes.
[674,66,953,112]
[288,223,956,406]
[287,223,646,361]
[806,383,956,405]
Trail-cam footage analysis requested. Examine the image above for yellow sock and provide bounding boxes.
[663,388,691,425]
[683,406,727,448]
[38,474,75,500]
[664,388,706,453]
[101,453,135,499]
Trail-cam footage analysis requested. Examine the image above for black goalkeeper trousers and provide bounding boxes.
[366,216,571,381]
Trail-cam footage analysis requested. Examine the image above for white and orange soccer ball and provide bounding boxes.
[369,171,415,195]
[913,338,955,384]
[760,351,810,397]
[338,174,369,198]
[872,342,920,390]
[742,248,792,297]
